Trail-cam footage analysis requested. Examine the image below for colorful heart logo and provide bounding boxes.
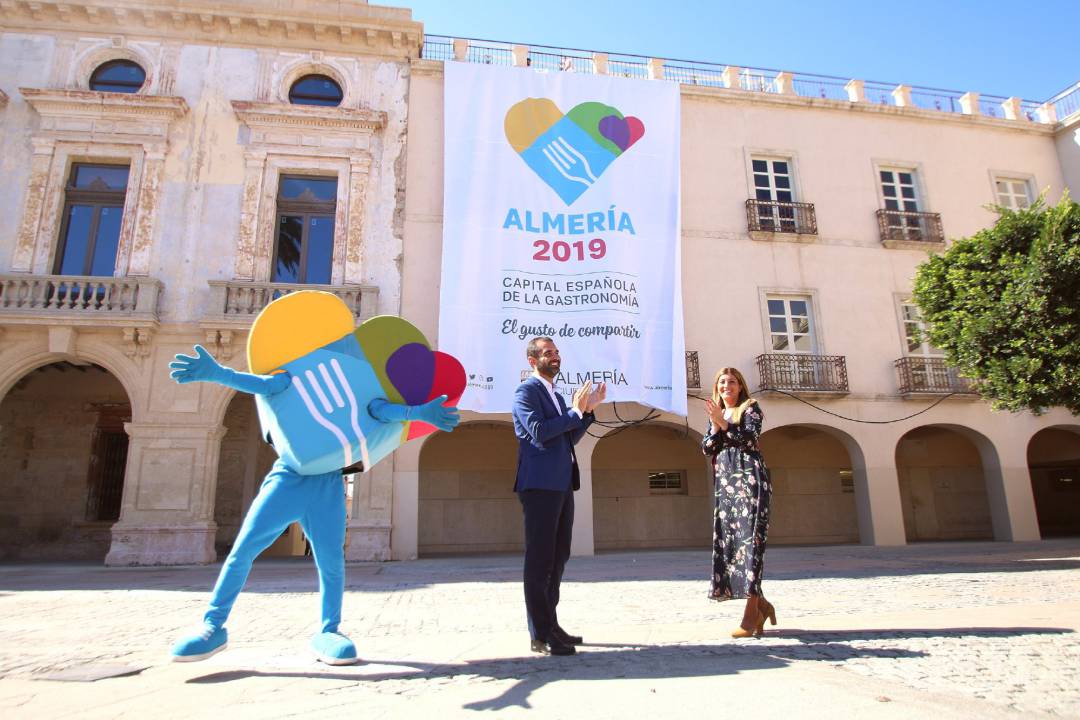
[385,343,466,440]
[505,99,645,205]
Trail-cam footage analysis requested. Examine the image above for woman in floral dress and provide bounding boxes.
[702,366,776,637]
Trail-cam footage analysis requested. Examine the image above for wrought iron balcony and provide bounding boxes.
[0,273,161,324]
[203,280,379,326]
[755,353,849,393]
[895,356,974,395]
[876,209,944,245]
[746,199,818,235]
[685,350,700,389]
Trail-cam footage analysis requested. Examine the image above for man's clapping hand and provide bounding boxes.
[585,382,606,413]
[572,380,593,415]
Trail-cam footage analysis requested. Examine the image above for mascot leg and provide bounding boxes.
[301,470,357,665]
[171,465,305,662]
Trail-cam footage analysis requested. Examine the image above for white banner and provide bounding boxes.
[439,61,685,415]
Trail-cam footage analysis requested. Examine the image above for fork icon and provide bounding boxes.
[541,136,599,187]
[290,358,371,470]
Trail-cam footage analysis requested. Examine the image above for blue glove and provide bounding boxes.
[414,395,461,433]
[170,345,226,384]
[368,395,460,432]
[170,345,289,396]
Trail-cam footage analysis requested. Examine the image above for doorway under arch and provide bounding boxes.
[592,423,710,550]
[0,362,131,561]
[417,422,521,555]
[759,424,860,544]
[895,426,993,541]
[1027,427,1080,537]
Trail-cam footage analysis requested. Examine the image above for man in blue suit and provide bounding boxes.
[512,336,605,656]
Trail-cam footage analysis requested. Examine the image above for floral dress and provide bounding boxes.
[701,401,771,600]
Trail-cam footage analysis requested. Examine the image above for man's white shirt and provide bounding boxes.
[532,371,582,419]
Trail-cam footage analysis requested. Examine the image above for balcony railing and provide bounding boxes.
[746,199,818,235]
[421,36,1057,125]
[756,353,849,393]
[876,209,944,245]
[0,273,161,322]
[685,350,700,389]
[895,357,974,394]
[204,280,379,325]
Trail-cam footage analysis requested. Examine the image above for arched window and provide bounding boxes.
[89,60,146,93]
[288,74,343,107]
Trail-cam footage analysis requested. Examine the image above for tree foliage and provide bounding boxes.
[912,194,1080,415]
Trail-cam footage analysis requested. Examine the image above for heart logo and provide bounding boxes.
[505,99,645,205]
[385,343,466,440]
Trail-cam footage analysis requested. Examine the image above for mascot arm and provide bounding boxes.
[170,344,290,396]
[368,395,461,433]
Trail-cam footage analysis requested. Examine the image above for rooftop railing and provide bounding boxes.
[423,35,1068,124]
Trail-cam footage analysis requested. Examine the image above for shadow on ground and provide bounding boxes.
[183,626,1072,711]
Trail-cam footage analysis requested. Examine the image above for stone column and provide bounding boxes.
[593,52,609,75]
[233,150,268,281]
[959,91,980,116]
[571,433,599,556]
[892,84,913,108]
[845,79,866,103]
[12,137,56,272]
[346,459,393,561]
[452,38,469,61]
[1038,102,1058,124]
[105,421,227,566]
[344,155,371,285]
[721,66,741,90]
[774,71,795,95]
[390,441,422,560]
[125,144,166,276]
[1001,97,1024,121]
[511,45,529,68]
[852,438,907,546]
[980,435,1041,541]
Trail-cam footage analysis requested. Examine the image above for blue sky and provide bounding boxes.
[379,0,1079,101]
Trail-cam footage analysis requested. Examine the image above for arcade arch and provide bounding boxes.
[895,425,994,541]
[759,424,861,544]
[591,423,709,550]
[417,421,521,555]
[0,361,132,561]
[1027,426,1080,537]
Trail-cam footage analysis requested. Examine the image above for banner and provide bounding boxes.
[439,61,685,415]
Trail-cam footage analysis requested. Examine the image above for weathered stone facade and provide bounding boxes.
[0,0,420,564]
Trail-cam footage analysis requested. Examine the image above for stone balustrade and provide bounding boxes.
[0,273,161,320]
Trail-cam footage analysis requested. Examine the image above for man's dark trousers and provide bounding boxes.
[519,487,574,642]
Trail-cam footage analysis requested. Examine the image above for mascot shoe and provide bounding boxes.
[311,631,359,665]
[171,624,228,662]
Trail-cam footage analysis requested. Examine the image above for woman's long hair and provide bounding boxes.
[711,366,756,424]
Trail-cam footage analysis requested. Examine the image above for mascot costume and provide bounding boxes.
[169,291,464,665]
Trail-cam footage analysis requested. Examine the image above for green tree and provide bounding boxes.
[912,194,1080,415]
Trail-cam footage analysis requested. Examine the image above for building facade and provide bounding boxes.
[1,2,1078,565]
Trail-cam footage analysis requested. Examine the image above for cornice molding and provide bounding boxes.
[20,87,189,121]
[0,0,422,59]
[232,100,386,133]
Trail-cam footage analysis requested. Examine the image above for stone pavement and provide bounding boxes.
[1,539,1079,719]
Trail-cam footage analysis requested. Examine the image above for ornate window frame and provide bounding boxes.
[74,43,158,95]
[231,100,386,284]
[14,88,188,277]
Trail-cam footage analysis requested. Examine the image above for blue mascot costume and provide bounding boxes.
[169,291,465,665]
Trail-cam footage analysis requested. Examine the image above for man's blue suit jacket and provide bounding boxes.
[512,376,594,492]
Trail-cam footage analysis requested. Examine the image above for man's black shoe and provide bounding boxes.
[530,638,576,656]
[551,627,583,645]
